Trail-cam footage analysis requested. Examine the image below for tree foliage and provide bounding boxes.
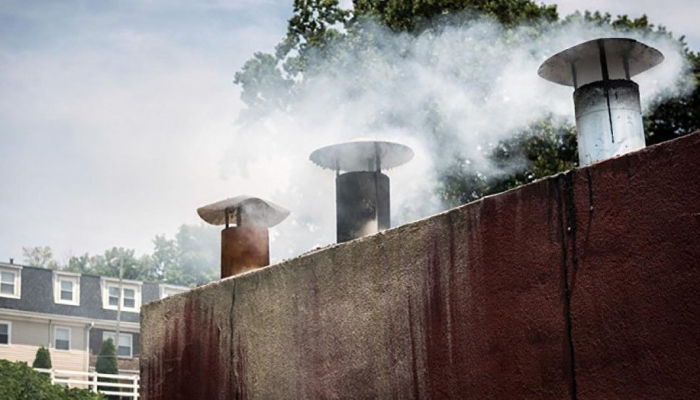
[95,338,119,399]
[353,0,557,31]
[24,223,219,287]
[165,225,219,286]
[95,339,118,376]
[32,346,52,370]
[439,119,577,206]
[234,0,699,206]
[22,246,59,270]
[0,360,103,400]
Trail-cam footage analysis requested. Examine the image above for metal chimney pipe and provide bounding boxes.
[310,139,413,243]
[336,171,390,242]
[538,38,664,165]
[197,196,289,279]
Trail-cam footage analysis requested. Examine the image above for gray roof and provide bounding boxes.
[0,263,187,323]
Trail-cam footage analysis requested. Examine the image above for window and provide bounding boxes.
[103,332,133,358]
[54,272,80,306]
[0,272,14,295]
[60,281,73,300]
[0,321,10,345]
[159,284,188,299]
[101,278,142,312]
[0,265,21,299]
[55,326,70,351]
[109,287,119,306]
[123,288,135,308]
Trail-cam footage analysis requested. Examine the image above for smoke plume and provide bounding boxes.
[223,15,693,262]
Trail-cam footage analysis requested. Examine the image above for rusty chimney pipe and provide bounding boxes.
[197,196,289,279]
[310,139,413,243]
[538,38,664,165]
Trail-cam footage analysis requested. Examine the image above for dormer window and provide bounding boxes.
[0,265,21,299]
[108,287,119,307]
[123,288,136,308]
[53,272,80,306]
[101,278,142,312]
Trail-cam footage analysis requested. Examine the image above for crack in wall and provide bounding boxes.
[555,173,579,400]
[229,281,243,400]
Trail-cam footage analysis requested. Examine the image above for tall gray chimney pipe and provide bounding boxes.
[310,139,413,243]
[538,38,664,165]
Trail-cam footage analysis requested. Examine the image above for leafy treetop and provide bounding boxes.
[22,223,219,288]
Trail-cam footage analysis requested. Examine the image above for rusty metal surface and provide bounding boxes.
[221,226,269,278]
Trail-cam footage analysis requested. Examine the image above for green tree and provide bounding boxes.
[36,223,219,287]
[32,346,52,369]
[64,254,92,274]
[0,359,103,399]
[234,0,350,117]
[22,246,59,269]
[150,235,178,282]
[236,0,559,110]
[165,224,219,287]
[86,247,154,281]
[353,0,557,31]
[439,119,577,206]
[95,338,118,375]
[95,339,119,399]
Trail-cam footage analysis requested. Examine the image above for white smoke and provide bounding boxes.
[223,14,693,262]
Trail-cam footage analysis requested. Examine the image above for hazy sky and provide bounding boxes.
[1,0,698,264]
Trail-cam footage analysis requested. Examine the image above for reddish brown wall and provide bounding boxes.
[141,132,700,399]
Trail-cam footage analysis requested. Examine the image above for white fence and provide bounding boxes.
[35,368,139,399]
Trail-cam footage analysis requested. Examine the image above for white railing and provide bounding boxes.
[34,368,139,399]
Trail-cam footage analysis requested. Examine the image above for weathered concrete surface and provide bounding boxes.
[141,132,700,399]
[568,132,700,399]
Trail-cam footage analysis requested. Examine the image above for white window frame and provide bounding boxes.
[53,271,80,306]
[102,331,134,359]
[0,265,21,299]
[159,284,188,299]
[54,326,71,351]
[0,320,10,346]
[100,278,142,312]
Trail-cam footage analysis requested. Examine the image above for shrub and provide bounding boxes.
[32,346,53,369]
[95,338,120,399]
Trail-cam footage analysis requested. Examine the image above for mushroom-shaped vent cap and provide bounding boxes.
[310,139,414,172]
[538,38,664,87]
[197,195,290,227]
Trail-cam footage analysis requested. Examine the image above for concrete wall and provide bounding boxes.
[141,132,700,399]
